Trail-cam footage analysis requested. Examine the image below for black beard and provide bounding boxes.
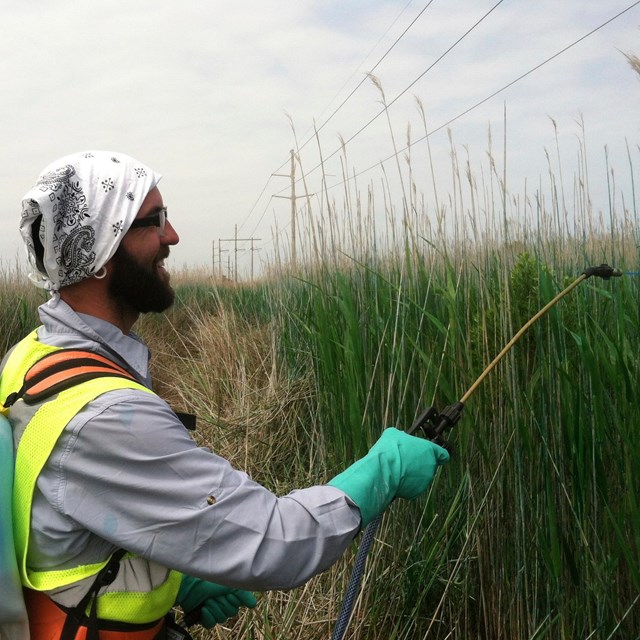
[108,244,175,314]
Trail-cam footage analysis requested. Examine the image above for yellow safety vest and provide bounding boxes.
[0,330,182,624]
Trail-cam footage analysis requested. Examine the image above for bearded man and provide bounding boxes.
[0,151,449,639]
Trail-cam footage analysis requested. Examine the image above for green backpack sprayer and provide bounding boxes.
[0,414,29,639]
[331,264,624,640]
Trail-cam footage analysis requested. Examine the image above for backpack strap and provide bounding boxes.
[60,549,128,640]
[3,349,137,408]
[2,349,197,430]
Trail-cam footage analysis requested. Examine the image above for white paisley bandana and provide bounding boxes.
[20,150,161,292]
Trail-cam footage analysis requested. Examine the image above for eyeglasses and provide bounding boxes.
[129,207,168,236]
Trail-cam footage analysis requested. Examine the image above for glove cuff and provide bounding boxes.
[328,447,397,526]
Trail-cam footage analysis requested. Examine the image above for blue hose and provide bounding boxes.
[331,514,383,640]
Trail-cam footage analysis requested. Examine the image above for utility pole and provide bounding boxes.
[218,239,222,278]
[218,228,261,282]
[274,149,298,269]
[249,237,261,282]
[215,240,229,279]
[289,150,296,268]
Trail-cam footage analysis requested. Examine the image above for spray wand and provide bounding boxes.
[331,263,623,640]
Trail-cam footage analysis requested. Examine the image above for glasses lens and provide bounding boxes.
[128,208,167,234]
[158,208,167,236]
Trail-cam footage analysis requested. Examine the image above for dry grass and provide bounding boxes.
[139,299,322,489]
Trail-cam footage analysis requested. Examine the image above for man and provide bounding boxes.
[0,151,449,639]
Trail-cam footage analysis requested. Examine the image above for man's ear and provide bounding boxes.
[102,252,118,278]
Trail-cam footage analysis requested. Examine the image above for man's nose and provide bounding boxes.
[162,219,179,245]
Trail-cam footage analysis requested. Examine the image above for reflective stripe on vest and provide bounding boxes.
[24,589,166,640]
[0,330,182,624]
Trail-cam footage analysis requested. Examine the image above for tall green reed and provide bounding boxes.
[259,112,640,638]
[0,262,46,355]
[145,114,640,637]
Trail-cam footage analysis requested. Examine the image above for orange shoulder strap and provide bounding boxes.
[3,350,137,408]
[3,349,197,431]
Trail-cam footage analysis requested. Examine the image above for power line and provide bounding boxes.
[312,1,417,123]
[240,0,440,237]
[275,0,507,196]
[245,192,277,240]
[271,0,425,177]
[325,0,640,192]
[236,176,274,235]
[261,0,640,255]
[284,0,438,164]
[240,0,640,261]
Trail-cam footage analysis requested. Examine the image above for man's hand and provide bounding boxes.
[328,427,449,526]
[177,575,257,628]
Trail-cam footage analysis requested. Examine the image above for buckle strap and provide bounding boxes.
[60,549,127,640]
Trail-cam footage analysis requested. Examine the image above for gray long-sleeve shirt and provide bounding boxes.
[4,298,360,595]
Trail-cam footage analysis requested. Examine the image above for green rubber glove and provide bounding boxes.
[177,575,257,628]
[328,427,450,526]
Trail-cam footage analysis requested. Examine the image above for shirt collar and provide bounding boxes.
[37,298,151,385]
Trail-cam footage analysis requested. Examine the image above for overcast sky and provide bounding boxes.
[1,0,638,278]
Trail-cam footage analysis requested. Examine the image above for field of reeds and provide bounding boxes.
[1,125,638,640]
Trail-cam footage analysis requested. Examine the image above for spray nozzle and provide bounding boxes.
[408,402,464,453]
[583,264,623,280]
